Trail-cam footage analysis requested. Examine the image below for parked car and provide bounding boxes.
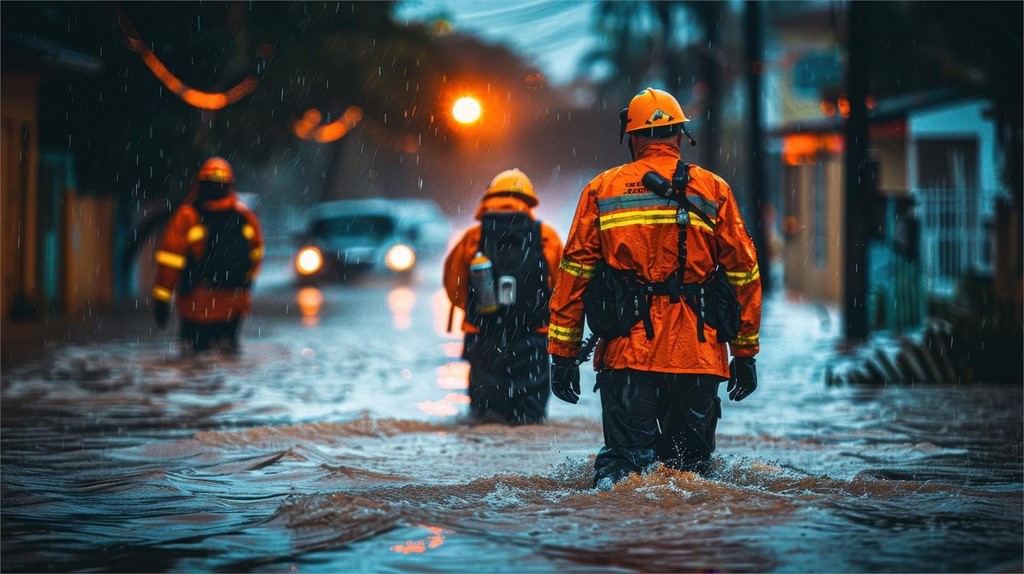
[293,198,450,282]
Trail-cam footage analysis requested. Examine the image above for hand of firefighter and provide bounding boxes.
[550,354,581,404]
[728,357,758,401]
[153,300,171,331]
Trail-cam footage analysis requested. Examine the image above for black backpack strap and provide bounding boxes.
[672,161,717,230]
[671,161,706,342]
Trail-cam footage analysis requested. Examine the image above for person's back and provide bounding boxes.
[444,169,563,424]
[152,156,265,353]
[547,88,762,487]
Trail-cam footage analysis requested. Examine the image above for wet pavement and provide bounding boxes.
[1,255,1021,572]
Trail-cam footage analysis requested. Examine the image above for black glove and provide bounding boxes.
[550,355,581,404]
[728,357,757,401]
[153,300,171,331]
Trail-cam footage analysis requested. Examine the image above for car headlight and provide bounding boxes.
[384,243,416,272]
[296,246,324,275]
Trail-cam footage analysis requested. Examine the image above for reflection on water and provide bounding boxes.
[387,286,416,330]
[391,525,448,555]
[436,361,470,390]
[296,287,323,326]
[1,284,1021,573]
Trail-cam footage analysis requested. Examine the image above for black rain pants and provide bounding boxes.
[463,332,550,425]
[593,369,723,487]
[179,319,241,353]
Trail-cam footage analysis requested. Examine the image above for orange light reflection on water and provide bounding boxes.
[435,362,469,390]
[296,287,323,327]
[387,286,416,331]
[390,525,448,554]
[415,400,459,417]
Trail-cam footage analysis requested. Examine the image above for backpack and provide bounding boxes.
[182,206,253,293]
[466,212,549,350]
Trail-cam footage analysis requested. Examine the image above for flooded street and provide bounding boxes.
[2,258,1021,573]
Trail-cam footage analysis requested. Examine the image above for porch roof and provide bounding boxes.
[769,87,977,136]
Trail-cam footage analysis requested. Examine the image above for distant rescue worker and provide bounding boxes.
[152,156,265,353]
[444,169,564,424]
[547,88,762,487]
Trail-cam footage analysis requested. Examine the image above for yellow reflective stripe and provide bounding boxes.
[548,324,583,343]
[152,286,173,302]
[599,209,677,230]
[155,250,186,269]
[250,246,264,261]
[732,333,760,347]
[726,264,761,287]
[187,225,206,244]
[559,258,595,278]
[689,212,714,233]
[242,224,255,240]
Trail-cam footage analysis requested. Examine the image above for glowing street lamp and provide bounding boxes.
[451,96,482,124]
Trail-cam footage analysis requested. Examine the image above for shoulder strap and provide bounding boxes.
[671,161,708,342]
[672,161,716,231]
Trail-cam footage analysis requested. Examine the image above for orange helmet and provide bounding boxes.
[619,87,691,143]
[482,168,538,207]
[198,156,234,184]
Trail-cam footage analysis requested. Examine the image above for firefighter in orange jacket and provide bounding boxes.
[444,169,564,424]
[548,88,762,486]
[152,156,265,353]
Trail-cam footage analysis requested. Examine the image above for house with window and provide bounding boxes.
[765,6,1006,333]
[775,90,1002,327]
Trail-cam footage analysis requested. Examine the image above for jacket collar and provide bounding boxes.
[636,141,681,160]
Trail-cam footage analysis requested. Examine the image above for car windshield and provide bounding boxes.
[310,215,394,240]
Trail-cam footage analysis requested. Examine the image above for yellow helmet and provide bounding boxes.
[198,156,234,184]
[482,168,538,207]
[619,87,691,143]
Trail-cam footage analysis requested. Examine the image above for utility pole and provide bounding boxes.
[843,1,872,342]
[745,0,771,293]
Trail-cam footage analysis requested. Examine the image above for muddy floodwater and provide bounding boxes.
[2,261,1021,573]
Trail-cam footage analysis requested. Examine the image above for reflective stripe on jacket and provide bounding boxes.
[152,192,264,324]
[443,195,564,334]
[548,143,762,377]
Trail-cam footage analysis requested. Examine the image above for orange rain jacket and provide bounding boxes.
[444,195,564,334]
[548,142,762,378]
[152,189,264,324]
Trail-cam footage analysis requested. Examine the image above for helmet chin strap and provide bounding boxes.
[627,137,636,161]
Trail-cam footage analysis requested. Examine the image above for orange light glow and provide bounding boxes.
[295,246,323,275]
[782,133,844,165]
[837,96,851,119]
[292,106,364,143]
[452,96,482,124]
[118,9,255,110]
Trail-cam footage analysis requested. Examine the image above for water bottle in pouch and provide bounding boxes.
[497,275,517,306]
[470,252,499,314]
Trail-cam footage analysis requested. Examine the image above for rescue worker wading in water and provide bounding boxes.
[444,169,564,424]
[152,156,265,353]
[547,88,762,487]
